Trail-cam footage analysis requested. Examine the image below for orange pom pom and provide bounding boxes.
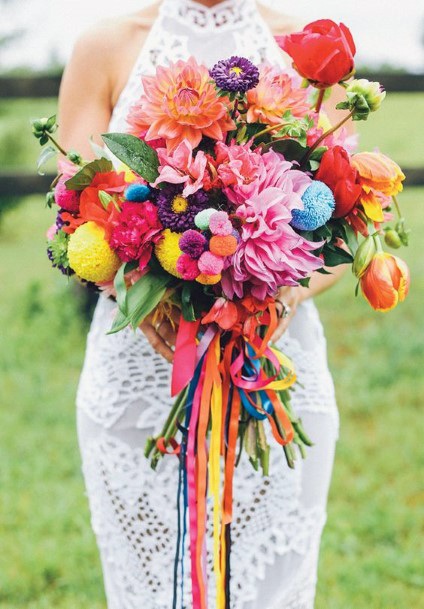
[196,273,222,285]
[209,235,238,257]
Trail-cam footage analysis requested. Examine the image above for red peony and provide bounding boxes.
[315,146,362,218]
[110,202,163,270]
[276,20,356,88]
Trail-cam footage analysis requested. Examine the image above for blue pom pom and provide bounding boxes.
[125,183,151,202]
[291,181,335,231]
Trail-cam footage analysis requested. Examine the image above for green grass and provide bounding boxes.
[0,94,423,608]
[1,191,423,609]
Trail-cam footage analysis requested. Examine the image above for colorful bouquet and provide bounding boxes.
[33,19,410,609]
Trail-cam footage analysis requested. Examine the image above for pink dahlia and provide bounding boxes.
[110,201,163,270]
[221,156,323,299]
[246,65,311,126]
[153,140,208,197]
[215,142,267,205]
[127,57,235,152]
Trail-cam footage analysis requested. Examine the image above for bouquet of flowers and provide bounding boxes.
[33,19,410,609]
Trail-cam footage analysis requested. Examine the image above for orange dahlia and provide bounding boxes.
[246,65,310,126]
[127,57,235,152]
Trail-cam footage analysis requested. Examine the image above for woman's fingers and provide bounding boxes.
[271,317,291,343]
[140,321,174,363]
[157,320,177,347]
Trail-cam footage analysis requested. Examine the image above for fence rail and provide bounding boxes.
[1,72,424,200]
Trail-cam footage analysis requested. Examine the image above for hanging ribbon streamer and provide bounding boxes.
[161,301,298,609]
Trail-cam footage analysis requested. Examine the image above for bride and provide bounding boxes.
[59,1,351,607]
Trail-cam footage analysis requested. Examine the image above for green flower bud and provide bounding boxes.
[337,79,386,121]
[353,235,377,278]
[384,228,402,249]
[67,150,83,165]
[347,79,386,111]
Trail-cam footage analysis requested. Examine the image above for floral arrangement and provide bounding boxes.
[33,19,410,609]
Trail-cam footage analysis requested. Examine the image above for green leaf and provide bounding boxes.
[298,277,311,288]
[181,284,196,322]
[37,145,57,175]
[128,273,170,329]
[102,133,159,183]
[340,223,359,256]
[268,138,306,161]
[107,272,171,335]
[323,244,354,267]
[65,158,113,191]
[113,261,138,317]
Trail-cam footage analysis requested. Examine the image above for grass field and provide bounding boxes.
[1,94,423,608]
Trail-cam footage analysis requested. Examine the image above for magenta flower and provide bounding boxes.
[110,201,163,270]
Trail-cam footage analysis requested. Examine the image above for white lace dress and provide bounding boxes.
[76,1,340,608]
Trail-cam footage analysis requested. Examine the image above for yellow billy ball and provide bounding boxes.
[68,221,121,283]
[155,229,183,278]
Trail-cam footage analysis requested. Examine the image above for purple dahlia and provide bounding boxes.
[210,56,260,93]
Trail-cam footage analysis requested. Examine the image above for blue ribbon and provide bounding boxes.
[239,345,275,421]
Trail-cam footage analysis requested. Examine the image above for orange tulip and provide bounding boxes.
[360,252,410,312]
[352,152,405,223]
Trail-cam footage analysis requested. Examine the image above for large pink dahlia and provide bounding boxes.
[127,57,235,152]
[221,158,324,300]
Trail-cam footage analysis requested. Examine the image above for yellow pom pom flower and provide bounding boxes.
[68,221,121,283]
[196,273,222,285]
[155,229,183,278]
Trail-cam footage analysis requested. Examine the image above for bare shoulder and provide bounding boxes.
[71,3,158,66]
[64,2,160,106]
[258,5,305,36]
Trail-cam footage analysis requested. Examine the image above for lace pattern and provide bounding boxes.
[76,1,339,607]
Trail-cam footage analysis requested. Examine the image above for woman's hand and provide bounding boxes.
[271,286,308,343]
[140,309,180,364]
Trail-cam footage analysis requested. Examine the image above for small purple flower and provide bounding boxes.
[180,230,208,259]
[56,210,66,230]
[210,56,260,93]
[156,186,209,232]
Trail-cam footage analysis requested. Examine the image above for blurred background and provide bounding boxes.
[1,1,423,608]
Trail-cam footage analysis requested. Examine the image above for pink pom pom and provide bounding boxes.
[198,251,224,275]
[176,254,200,280]
[209,211,233,236]
[55,178,80,212]
[46,224,57,240]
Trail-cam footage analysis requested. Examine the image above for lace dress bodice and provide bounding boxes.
[76,2,340,608]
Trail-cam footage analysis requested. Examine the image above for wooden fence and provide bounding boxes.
[1,71,424,199]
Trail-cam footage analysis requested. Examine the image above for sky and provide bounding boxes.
[1,0,424,72]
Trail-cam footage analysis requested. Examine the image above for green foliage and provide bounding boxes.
[102,133,159,183]
[65,158,113,191]
[46,230,70,269]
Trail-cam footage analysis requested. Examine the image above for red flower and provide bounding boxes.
[110,202,163,270]
[276,20,356,88]
[315,146,362,218]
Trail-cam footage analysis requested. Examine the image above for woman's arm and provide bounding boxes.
[58,15,177,363]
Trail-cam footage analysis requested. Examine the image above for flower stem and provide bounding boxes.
[47,133,68,157]
[392,195,403,219]
[252,120,290,141]
[301,109,354,167]
[315,88,326,113]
